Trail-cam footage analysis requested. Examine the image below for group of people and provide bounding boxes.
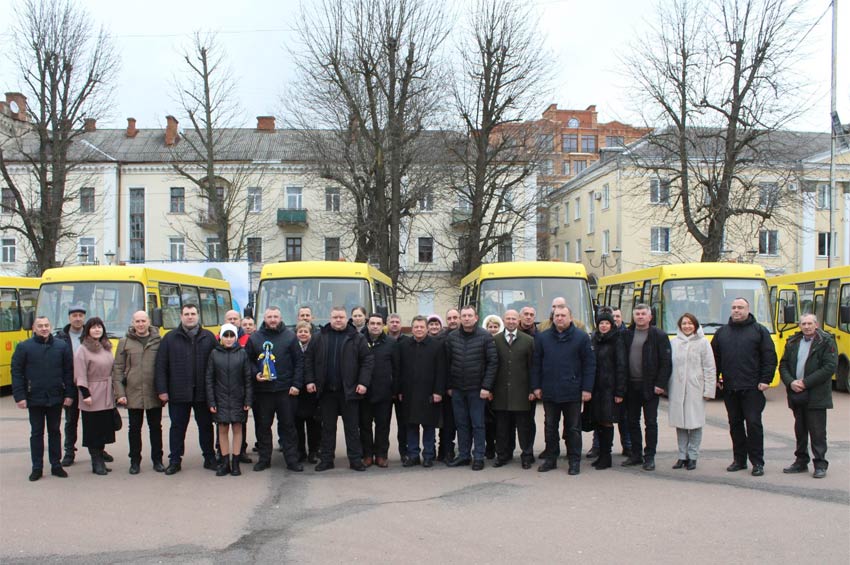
[12,295,836,482]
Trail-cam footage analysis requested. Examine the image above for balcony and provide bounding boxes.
[277,208,308,227]
[451,208,472,227]
[197,213,220,230]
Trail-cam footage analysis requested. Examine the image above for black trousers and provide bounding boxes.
[543,401,582,464]
[296,415,322,458]
[63,397,79,454]
[495,409,533,461]
[724,389,766,467]
[29,405,63,470]
[319,389,363,463]
[394,397,408,458]
[359,399,393,459]
[792,406,828,469]
[626,383,660,458]
[167,401,215,464]
[438,398,455,456]
[254,391,300,466]
[128,407,163,464]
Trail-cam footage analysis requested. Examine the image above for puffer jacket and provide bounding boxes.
[712,314,777,390]
[244,322,303,394]
[779,329,837,410]
[112,326,162,410]
[444,326,498,391]
[205,343,253,423]
[11,334,74,406]
[154,325,217,403]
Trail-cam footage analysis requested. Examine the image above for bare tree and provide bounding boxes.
[624,0,809,261]
[445,0,550,275]
[286,0,449,293]
[0,0,118,274]
[168,32,269,262]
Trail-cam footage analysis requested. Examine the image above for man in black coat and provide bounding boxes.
[245,307,304,473]
[622,304,671,471]
[712,297,777,477]
[445,306,498,471]
[12,316,74,481]
[305,306,374,472]
[386,312,408,460]
[360,313,399,468]
[155,304,217,475]
[398,316,446,467]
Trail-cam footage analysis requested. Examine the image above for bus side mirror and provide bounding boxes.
[23,310,34,330]
[841,306,850,325]
[151,308,163,329]
[243,306,253,319]
[783,305,797,324]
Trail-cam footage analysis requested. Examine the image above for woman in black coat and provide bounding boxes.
[293,321,320,463]
[589,310,627,470]
[205,324,253,476]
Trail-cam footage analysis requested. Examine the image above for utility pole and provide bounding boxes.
[829,0,838,267]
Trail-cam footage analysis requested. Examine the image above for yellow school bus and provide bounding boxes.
[255,261,395,326]
[769,266,850,392]
[35,266,233,342]
[459,261,595,332]
[598,263,781,386]
[0,277,40,391]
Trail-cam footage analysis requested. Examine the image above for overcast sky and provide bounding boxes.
[0,0,846,132]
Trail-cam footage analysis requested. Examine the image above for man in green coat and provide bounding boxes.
[778,314,837,479]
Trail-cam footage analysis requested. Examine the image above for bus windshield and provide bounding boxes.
[660,278,774,334]
[478,277,595,331]
[36,281,145,338]
[257,278,371,326]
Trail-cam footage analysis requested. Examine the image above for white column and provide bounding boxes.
[801,189,816,271]
[844,191,849,266]
[101,164,119,261]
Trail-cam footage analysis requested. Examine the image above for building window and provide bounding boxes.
[602,230,610,255]
[758,230,778,256]
[1,238,15,263]
[246,237,262,263]
[497,238,513,262]
[587,194,595,234]
[285,186,303,210]
[170,187,185,213]
[650,179,671,205]
[575,238,582,262]
[169,237,185,261]
[573,160,587,175]
[562,134,578,153]
[563,202,570,225]
[325,237,340,261]
[758,182,779,210]
[651,227,670,253]
[816,184,833,209]
[286,237,302,261]
[537,134,554,151]
[247,187,262,213]
[561,161,570,175]
[580,135,597,153]
[540,160,553,176]
[325,187,340,212]
[564,241,570,262]
[129,187,145,263]
[574,197,581,220]
[207,237,221,261]
[1,187,15,214]
[418,237,434,263]
[80,187,95,214]
[567,118,580,128]
[553,244,559,260]
[418,190,434,211]
[605,135,624,147]
[79,237,96,264]
[817,232,838,257]
[601,184,610,209]
[207,186,225,220]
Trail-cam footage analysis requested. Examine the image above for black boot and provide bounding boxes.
[595,427,614,470]
[216,456,231,476]
[90,449,108,476]
[231,454,241,476]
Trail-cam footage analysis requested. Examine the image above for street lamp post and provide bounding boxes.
[584,247,622,276]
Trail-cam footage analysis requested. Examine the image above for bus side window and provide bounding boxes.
[199,288,218,326]
[814,293,825,325]
[840,284,850,333]
[216,289,232,322]
[19,288,37,329]
[825,279,840,329]
[160,283,181,329]
[181,285,201,315]
[147,292,158,319]
[0,289,19,331]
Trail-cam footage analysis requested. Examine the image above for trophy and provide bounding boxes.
[258,340,277,381]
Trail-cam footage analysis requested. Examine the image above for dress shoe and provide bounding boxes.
[621,448,632,458]
[493,458,509,468]
[238,453,253,464]
[586,447,599,459]
[29,468,42,482]
[726,461,747,472]
[751,465,764,477]
[446,457,471,467]
[782,461,808,474]
[521,460,533,470]
[362,456,373,467]
[537,459,557,472]
[403,456,421,468]
[642,458,656,471]
[568,464,580,475]
[375,457,388,468]
[61,453,75,467]
[471,459,485,471]
[314,461,335,472]
[686,459,697,471]
[349,461,367,472]
[672,459,687,469]
[153,460,166,473]
[485,447,496,460]
[286,463,304,472]
[621,457,643,467]
[102,451,114,463]
[203,457,217,470]
[306,452,319,464]
[423,458,434,468]
[813,467,827,479]
[164,462,182,475]
[253,460,271,472]
[51,466,68,478]
[129,462,141,475]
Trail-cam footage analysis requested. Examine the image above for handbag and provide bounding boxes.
[788,388,809,407]
[113,408,123,431]
[581,401,595,432]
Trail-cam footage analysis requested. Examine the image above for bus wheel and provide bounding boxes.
[836,356,849,393]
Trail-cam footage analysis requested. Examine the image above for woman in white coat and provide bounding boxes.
[668,313,716,470]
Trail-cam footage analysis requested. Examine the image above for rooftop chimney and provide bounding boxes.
[165,115,179,146]
[126,117,138,138]
[83,118,96,132]
[257,116,276,132]
[4,92,27,121]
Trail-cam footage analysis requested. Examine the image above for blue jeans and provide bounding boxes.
[406,424,436,460]
[452,390,486,461]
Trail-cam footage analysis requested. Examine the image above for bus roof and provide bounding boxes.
[39,266,230,289]
[599,263,768,287]
[260,261,392,286]
[460,261,588,288]
[769,266,850,285]
[0,276,40,289]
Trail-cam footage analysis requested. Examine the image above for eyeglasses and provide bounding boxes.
[222,332,236,338]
